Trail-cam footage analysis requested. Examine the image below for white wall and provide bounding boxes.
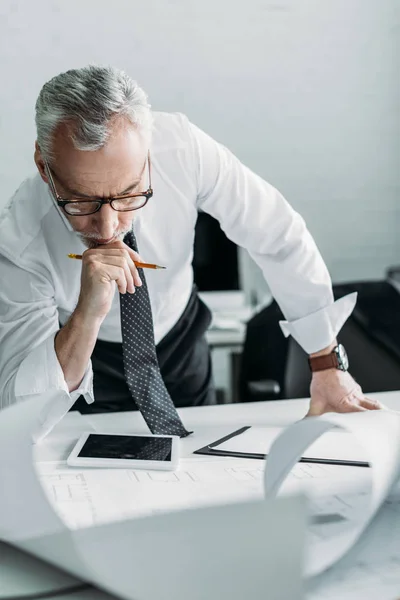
[1,0,399,286]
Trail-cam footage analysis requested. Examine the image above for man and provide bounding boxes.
[0,65,381,439]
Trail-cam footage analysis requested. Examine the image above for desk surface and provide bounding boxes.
[2,391,400,600]
[69,391,400,462]
[200,289,254,348]
[206,326,245,347]
[33,391,400,465]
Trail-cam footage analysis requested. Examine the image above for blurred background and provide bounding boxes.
[1,0,399,402]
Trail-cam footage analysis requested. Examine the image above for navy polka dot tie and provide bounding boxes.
[120,230,192,437]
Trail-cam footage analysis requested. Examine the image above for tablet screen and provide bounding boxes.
[78,434,172,461]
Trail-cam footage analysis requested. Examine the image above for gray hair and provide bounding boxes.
[35,65,154,163]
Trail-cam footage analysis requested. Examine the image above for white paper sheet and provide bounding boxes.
[263,410,400,578]
[217,426,370,463]
[307,487,400,599]
[35,459,373,531]
[3,393,400,598]
[0,396,306,600]
[35,459,267,528]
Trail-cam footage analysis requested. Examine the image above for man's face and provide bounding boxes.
[35,119,149,248]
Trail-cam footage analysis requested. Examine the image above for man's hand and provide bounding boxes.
[307,369,384,417]
[55,240,144,393]
[76,240,143,322]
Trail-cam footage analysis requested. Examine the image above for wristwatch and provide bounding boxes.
[308,343,349,373]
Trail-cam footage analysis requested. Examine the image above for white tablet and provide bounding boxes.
[67,432,180,470]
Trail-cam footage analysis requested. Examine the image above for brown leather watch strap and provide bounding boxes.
[308,352,339,372]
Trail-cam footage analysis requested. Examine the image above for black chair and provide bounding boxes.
[238,280,400,402]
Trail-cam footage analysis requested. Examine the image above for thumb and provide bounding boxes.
[305,400,326,418]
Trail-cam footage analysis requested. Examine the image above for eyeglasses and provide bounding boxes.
[43,153,153,216]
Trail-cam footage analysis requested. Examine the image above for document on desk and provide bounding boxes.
[214,425,371,464]
[0,396,306,600]
[1,397,400,600]
[34,458,269,529]
[306,488,400,600]
[262,409,400,584]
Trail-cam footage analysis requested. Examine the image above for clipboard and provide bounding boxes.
[193,426,370,467]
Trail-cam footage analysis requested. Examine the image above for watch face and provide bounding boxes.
[336,344,349,371]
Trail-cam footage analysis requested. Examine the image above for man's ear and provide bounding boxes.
[34,141,48,182]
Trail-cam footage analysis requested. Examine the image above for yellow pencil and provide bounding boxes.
[67,254,166,270]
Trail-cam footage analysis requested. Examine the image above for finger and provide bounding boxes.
[96,240,126,251]
[339,399,367,413]
[89,247,142,262]
[305,403,325,417]
[96,257,134,294]
[90,246,144,263]
[125,248,145,269]
[359,397,384,411]
[92,248,142,287]
[307,400,367,416]
[122,249,142,288]
[112,258,136,294]
[100,264,129,294]
[106,240,144,261]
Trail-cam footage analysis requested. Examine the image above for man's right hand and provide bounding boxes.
[76,240,143,321]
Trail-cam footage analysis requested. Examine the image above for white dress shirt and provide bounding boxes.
[0,111,355,439]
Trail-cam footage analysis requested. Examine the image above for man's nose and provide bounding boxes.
[94,203,118,239]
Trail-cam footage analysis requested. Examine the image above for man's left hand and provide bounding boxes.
[307,369,384,417]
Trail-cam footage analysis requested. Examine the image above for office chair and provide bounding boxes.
[239,280,400,402]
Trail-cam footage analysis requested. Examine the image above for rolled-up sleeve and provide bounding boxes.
[187,118,354,353]
[0,255,93,439]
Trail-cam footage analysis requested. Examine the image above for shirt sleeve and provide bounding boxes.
[0,255,94,440]
[186,118,354,354]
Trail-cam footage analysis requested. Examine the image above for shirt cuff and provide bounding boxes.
[32,366,94,443]
[14,333,94,442]
[279,292,357,354]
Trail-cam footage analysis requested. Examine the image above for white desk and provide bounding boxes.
[200,291,274,402]
[201,289,255,349]
[200,289,272,346]
[206,327,246,347]
[2,391,400,600]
